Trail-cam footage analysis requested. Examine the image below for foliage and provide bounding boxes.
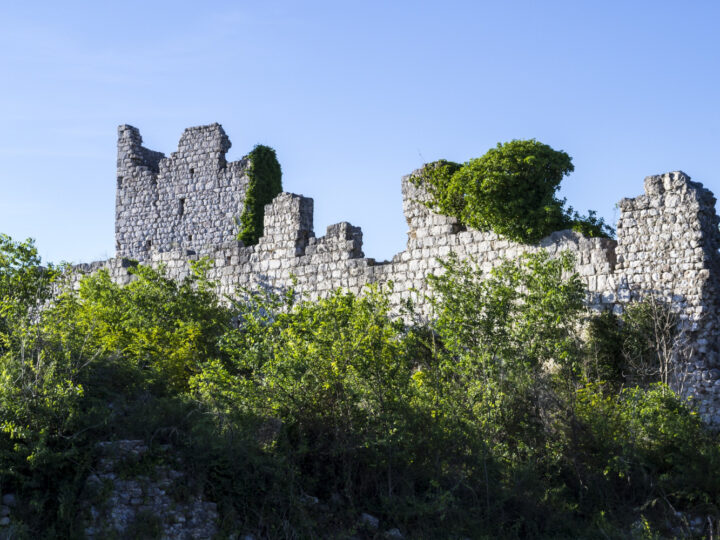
[192,286,421,506]
[571,382,720,530]
[0,244,232,536]
[413,159,463,219]
[428,250,586,377]
[420,250,589,535]
[412,140,614,243]
[583,296,687,389]
[1,232,719,538]
[583,309,626,386]
[75,261,231,392]
[237,144,283,246]
[621,296,684,387]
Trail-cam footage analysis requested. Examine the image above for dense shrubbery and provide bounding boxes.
[0,234,718,538]
[411,140,614,243]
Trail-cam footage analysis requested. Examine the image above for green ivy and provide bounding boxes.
[237,145,282,246]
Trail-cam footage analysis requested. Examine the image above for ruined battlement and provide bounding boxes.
[115,123,251,260]
[83,124,720,424]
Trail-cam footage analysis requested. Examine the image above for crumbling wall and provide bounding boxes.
[116,124,251,260]
[80,124,720,424]
[83,440,218,539]
[615,171,720,421]
[97,171,619,314]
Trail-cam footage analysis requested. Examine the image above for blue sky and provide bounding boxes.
[1,1,719,264]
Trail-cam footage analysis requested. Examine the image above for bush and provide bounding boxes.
[2,231,719,538]
[583,309,626,386]
[75,261,231,392]
[193,286,418,501]
[412,140,614,243]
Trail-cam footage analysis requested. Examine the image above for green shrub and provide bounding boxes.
[571,382,720,530]
[2,231,718,538]
[75,261,231,392]
[412,140,614,243]
[621,297,681,387]
[583,309,626,386]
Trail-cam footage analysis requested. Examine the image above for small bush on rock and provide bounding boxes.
[412,139,614,243]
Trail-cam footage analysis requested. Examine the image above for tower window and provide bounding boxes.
[189,168,194,177]
[117,176,123,189]
[179,198,186,216]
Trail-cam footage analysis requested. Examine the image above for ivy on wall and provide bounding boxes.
[237,145,283,246]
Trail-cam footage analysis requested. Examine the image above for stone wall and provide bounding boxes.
[116,124,251,259]
[615,172,720,421]
[83,440,218,539]
[79,124,720,424]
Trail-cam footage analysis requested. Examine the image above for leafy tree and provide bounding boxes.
[193,286,420,501]
[583,309,626,386]
[75,261,231,392]
[412,140,614,243]
[0,234,57,345]
[427,250,586,379]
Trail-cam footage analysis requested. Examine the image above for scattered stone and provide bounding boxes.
[83,440,218,539]
[385,527,404,538]
[1,494,16,508]
[360,512,379,530]
[300,493,319,506]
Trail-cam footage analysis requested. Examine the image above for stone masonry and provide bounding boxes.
[83,440,218,539]
[75,124,720,424]
[116,123,250,259]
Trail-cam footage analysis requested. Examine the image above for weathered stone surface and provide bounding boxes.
[75,125,720,425]
[83,440,218,540]
[116,123,250,260]
[360,512,380,529]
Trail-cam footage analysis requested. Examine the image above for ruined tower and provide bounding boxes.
[115,123,251,260]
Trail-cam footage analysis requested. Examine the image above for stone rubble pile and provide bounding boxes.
[83,440,218,540]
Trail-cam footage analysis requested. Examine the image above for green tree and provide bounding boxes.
[193,286,418,501]
[427,250,586,379]
[75,261,232,392]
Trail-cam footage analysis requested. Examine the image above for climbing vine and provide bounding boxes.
[237,145,282,246]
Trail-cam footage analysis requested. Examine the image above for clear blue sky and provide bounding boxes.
[1,1,719,264]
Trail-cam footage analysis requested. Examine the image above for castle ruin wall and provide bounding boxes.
[76,125,720,424]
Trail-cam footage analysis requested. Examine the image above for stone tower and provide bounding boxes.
[115,123,252,260]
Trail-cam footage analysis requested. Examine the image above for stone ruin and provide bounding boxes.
[75,123,720,424]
